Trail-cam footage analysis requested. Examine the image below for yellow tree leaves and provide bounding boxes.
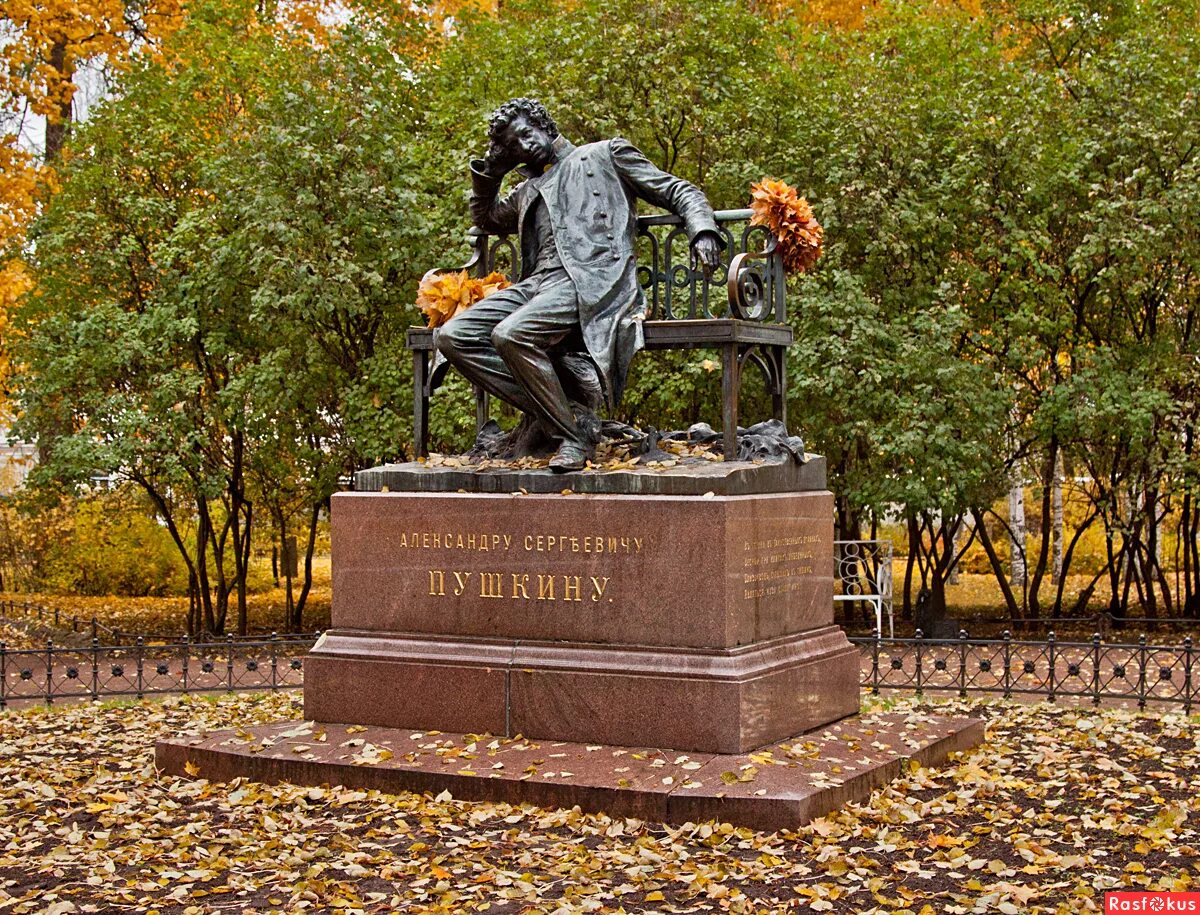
[0,260,32,420]
[2,0,131,119]
[1,0,186,150]
[0,144,42,246]
[0,145,39,417]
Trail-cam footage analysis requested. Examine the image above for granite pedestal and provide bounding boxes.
[303,457,859,754]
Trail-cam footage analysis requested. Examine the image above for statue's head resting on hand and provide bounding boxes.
[487,98,560,173]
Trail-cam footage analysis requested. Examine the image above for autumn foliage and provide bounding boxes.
[0,262,31,418]
[4,0,1200,634]
[749,178,824,274]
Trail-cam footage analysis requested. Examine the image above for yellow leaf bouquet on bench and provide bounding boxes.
[416,269,511,328]
[749,178,824,274]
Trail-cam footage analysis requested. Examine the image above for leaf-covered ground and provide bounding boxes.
[0,566,334,643]
[0,621,41,651]
[1,694,1197,914]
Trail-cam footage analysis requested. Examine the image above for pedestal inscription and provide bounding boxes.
[329,491,834,649]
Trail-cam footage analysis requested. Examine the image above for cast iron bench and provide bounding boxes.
[407,208,791,459]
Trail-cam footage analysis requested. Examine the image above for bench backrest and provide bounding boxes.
[460,208,786,323]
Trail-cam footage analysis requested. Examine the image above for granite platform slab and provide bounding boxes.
[156,710,984,832]
[354,454,826,496]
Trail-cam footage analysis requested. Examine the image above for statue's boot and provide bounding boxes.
[549,440,589,472]
[548,402,601,472]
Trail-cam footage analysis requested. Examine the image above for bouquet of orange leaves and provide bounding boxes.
[749,178,824,274]
[416,269,512,328]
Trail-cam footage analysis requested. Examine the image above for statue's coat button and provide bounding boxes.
[593,190,601,196]
[586,170,594,176]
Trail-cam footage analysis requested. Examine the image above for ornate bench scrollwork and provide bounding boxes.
[728,235,778,321]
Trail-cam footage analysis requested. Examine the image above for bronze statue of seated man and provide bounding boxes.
[434,97,723,471]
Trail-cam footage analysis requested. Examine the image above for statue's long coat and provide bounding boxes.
[469,137,719,407]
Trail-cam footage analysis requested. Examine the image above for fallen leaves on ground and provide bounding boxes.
[0,559,333,640]
[0,621,40,650]
[1,694,1197,912]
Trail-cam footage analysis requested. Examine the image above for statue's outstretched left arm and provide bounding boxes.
[610,138,724,275]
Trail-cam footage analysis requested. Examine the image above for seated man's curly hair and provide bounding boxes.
[488,98,560,145]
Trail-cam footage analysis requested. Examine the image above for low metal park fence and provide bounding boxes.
[4,597,1199,714]
[0,597,322,644]
[854,612,1200,641]
[0,633,318,707]
[851,630,1198,712]
[1,598,120,641]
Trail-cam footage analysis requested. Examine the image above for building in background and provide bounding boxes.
[0,424,36,494]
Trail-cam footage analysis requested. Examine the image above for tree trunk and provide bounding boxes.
[1104,486,1123,623]
[1008,479,1026,591]
[294,502,322,630]
[212,509,233,633]
[43,41,74,162]
[902,514,918,622]
[835,494,861,544]
[234,501,252,635]
[947,521,962,586]
[1027,441,1058,620]
[1140,487,1160,618]
[1183,425,1200,616]
[229,433,252,636]
[1052,451,1064,585]
[905,512,969,639]
[187,573,199,638]
[1051,509,1098,618]
[1070,567,1105,618]
[269,502,293,633]
[1113,488,1145,623]
[196,501,217,634]
[1186,497,1200,617]
[135,478,202,631]
[973,509,1022,623]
